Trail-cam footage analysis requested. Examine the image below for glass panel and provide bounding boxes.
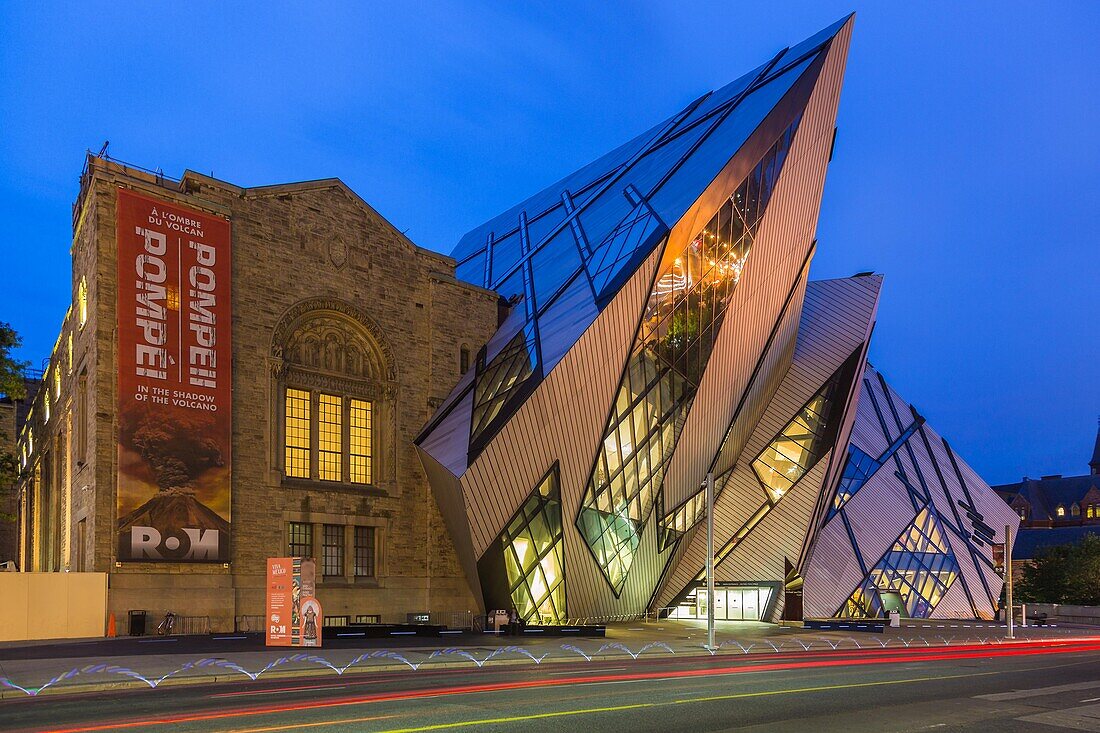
[288,522,312,557]
[577,120,802,594]
[470,324,537,447]
[828,421,921,519]
[499,467,566,625]
[837,507,961,619]
[322,524,344,577]
[285,388,311,478]
[318,394,342,482]
[350,399,372,484]
[354,526,375,577]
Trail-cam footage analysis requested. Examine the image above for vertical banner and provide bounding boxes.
[266,557,322,647]
[115,188,232,562]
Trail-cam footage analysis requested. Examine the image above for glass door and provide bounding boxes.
[742,588,760,620]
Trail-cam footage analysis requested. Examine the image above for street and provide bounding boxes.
[6,638,1100,732]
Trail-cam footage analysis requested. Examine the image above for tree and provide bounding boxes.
[0,322,30,523]
[1016,534,1100,606]
[0,322,29,402]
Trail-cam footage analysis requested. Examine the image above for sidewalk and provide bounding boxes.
[0,619,1090,699]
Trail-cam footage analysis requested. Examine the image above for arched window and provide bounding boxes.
[1018,508,1027,521]
[459,346,471,375]
[1072,503,1081,517]
[273,302,395,488]
[1056,504,1066,518]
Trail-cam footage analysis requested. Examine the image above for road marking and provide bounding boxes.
[975,679,1100,701]
[1081,697,1100,703]
[549,667,626,675]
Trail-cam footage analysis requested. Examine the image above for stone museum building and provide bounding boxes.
[16,154,499,630]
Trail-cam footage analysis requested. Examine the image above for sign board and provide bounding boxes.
[993,542,1006,576]
[115,188,233,562]
[266,557,323,647]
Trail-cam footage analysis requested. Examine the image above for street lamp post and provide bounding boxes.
[706,471,715,651]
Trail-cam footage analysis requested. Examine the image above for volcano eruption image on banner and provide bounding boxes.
[116,188,232,562]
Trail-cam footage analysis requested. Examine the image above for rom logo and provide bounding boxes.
[130,526,220,560]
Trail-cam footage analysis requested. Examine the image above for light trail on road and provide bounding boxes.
[31,638,1100,733]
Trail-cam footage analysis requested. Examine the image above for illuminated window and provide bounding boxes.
[322,524,344,577]
[317,394,342,482]
[1072,503,1081,517]
[288,522,312,557]
[1056,505,1065,518]
[44,389,50,423]
[66,332,73,374]
[284,389,311,478]
[501,467,565,625]
[1089,505,1096,519]
[78,277,88,329]
[53,365,61,400]
[838,507,960,619]
[577,120,802,593]
[349,399,372,485]
[354,526,375,577]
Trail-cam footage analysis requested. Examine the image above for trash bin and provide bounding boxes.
[128,610,147,636]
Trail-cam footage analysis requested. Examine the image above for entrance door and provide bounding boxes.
[726,589,743,620]
[714,590,728,620]
[742,588,760,620]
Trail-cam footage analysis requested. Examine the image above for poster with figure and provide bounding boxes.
[267,557,322,647]
[115,187,233,563]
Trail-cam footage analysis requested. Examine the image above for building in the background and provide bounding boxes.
[993,423,1100,569]
[16,155,498,631]
[416,16,1016,623]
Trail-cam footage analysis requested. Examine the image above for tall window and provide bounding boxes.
[67,332,73,374]
[1072,503,1081,517]
[78,277,88,329]
[317,394,342,481]
[355,526,376,577]
[322,524,344,577]
[459,346,470,375]
[1056,505,1066,518]
[350,399,372,484]
[288,522,312,557]
[1089,505,1096,519]
[285,389,311,478]
[282,388,372,485]
[76,372,87,465]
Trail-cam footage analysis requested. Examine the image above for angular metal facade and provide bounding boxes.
[802,364,1020,620]
[416,16,1016,622]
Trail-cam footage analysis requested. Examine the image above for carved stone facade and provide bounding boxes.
[17,156,499,631]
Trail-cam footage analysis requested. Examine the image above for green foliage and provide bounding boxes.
[1016,534,1100,605]
[0,322,29,401]
[0,322,29,519]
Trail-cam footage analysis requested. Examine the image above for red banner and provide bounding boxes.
[266,557,322,647]
[115,188,233,562]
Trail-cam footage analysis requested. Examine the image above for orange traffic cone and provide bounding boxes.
[107,613,117,638]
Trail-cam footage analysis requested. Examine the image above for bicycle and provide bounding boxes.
[156,610,177,636]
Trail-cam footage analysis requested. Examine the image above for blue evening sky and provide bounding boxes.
[0,2,1096,484]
